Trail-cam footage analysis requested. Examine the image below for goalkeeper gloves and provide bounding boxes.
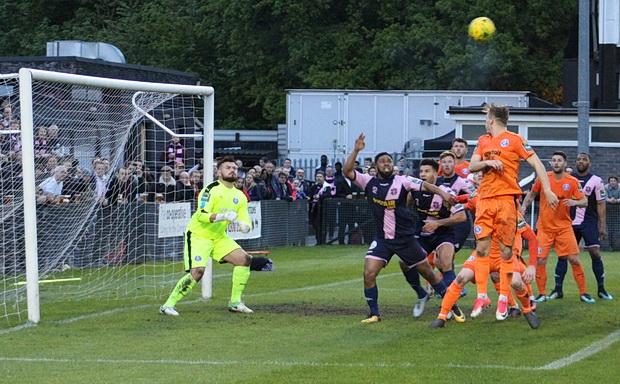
[238,222,251,234]
[214,212,238,222]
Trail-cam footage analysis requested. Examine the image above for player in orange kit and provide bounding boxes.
[468,103,557,320]
[521,151,592,303]
[429,183,540,329]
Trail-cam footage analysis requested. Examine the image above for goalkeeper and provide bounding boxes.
[160,156,254,316]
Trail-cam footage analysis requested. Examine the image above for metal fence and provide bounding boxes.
[1,199,618,275]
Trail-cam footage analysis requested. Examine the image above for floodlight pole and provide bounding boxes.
[576,0,591,155]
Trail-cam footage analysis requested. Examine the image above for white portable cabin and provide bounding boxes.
[283,89,529,164]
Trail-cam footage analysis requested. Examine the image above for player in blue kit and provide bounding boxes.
[343,133,458,323]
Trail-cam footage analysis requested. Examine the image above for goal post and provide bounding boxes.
[13,68,214,324]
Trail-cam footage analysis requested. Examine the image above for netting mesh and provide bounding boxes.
[0,73,206,326]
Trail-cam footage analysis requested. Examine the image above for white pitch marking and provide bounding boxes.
[0,356,535,370]
[537,329,620,370]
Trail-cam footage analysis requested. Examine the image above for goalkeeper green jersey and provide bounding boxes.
[185,180,251,239]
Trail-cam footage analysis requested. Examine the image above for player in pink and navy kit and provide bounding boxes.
[343,133,459,323]
[553,153,612,300]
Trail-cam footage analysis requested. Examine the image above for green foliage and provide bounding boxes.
[0,0,577,130]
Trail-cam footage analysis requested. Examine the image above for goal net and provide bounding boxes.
[0,69,214,326]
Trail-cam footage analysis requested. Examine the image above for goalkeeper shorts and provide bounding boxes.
[184,231,241,271]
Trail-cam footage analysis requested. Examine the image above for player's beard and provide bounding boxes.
[377,169,392,179]
[221,174,237,183]
[576,163,588,173]
[553,168,564,175]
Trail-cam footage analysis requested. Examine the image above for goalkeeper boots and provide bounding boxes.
[228,301,254,313]
[159,306,179,316]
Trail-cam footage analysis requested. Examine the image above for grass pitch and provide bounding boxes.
[1,246,619,383]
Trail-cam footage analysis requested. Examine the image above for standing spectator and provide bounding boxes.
[606,175,619,204]
[398,157,412,176]
[34,126,49,156]
[46,124,71,155]
[263,160,279,200]
[191,170,203,199]
[175,172,196,201]
[235,176,251,201]
[165,136,185,164]
[173,162,186,180]
[292,179,307,200]
[38,165,68,203]
[315,154,328,175]
[293,168,311,196]
[275,172,294,202]
[91,160,108,205]
[282,158,295,179]
[244,172,263,201]
[309,171,332,245]
[259,156,268,168]
[157,166,177,202]
[106,167,138,205]
[1,105,12,127]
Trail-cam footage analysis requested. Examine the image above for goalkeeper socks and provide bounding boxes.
[554,257,568,290]
[364,285,380,316]
[402,267,427,299]
[591,257,605,290]
[230,265,251,303]
[163,273,196,307]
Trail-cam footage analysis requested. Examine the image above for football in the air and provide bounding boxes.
[468,17,496,42]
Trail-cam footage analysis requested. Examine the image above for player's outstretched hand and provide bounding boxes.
[354,133,366,152]
[238,222,251,233]
[215,212,238,222]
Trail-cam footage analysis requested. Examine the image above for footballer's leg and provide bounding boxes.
[362,257,385,323]
[223,247,254,313]
[160,232,210,316]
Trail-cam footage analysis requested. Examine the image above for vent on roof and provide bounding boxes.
[46,41,126,64]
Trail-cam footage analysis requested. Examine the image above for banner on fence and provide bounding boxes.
[228,201,261,240]
[158,202,192,238]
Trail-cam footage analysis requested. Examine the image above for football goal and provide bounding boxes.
[0,69,214,326]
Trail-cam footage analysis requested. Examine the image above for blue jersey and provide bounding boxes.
[353,173,424,240]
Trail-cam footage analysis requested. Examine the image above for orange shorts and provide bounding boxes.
[474,196,518,246]
[427,251,436,269]
[537,227,579,257]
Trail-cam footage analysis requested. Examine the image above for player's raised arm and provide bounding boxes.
[526,153,558,210]
[344,133,365,181]
[469,153,503,173]
[421,182,457,206]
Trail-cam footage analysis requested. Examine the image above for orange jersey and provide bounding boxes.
[532,171,584,232]
[473,131,534,198]
[438,161,470,178]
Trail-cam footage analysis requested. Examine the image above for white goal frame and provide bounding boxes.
[18,68,215,324]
